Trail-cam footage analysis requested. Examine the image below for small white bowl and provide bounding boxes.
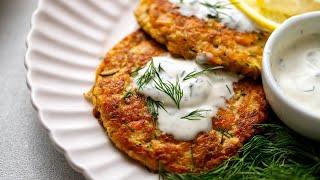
[262,12,320,141]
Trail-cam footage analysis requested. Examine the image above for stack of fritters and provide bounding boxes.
[86,0,269,173]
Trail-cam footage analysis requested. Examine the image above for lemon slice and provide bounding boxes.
[230,0,320,31]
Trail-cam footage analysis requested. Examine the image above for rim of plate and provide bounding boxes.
[25,0,145,179]
[25,0,91,178]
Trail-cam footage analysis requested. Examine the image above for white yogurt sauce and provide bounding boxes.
[169,0,258,32]
[134,55,239,140]
[272,34,320,117]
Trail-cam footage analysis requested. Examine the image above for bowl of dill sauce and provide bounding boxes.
[262,12,320,141]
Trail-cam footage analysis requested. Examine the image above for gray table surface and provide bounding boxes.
[0,0,85,179]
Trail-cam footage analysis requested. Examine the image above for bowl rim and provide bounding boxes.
[262,11,320,121]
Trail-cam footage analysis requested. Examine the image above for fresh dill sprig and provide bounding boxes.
[183,66,223,81]
[158,161,166,180]
[200,1,232,19]
[146,97,166,119]
[154,75,184,109]
[158,63,164,72]
[181,109,211,120]
[136,60,158,89]
[161,123,320,180]
[123,89,133,100]
[137,60,184,108]
[216,128,233,144]
[225,84,232,94]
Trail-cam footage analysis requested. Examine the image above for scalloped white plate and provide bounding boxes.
[25,0,157,179]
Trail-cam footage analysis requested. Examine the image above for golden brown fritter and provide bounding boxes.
[135,0,270,79]
[85,30,268,173]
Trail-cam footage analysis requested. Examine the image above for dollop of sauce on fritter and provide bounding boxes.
[133,55,240,140]
[169,0,258,32]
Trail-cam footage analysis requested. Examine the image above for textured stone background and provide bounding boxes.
[0,1,85,179]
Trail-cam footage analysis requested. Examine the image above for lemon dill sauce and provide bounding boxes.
[169,0,258,32]
[133,55,239,140]
[272,34,320,116]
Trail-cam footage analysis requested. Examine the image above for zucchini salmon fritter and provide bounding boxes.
[135,0,270,78]
[85,30,268,173]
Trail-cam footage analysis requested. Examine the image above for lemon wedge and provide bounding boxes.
[230,0,320,31]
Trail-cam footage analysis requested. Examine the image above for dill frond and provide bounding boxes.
[123,89,133,100]
[181,109,211,120]
[153,74,184,109]
[200,1,232,19]
[216,128,234,144]
[161,123,320,179]
[137,60,184,109]
[136,60,158,89]
[183,66,223,81]
[146,97,166,119]
[225,84,232,94]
